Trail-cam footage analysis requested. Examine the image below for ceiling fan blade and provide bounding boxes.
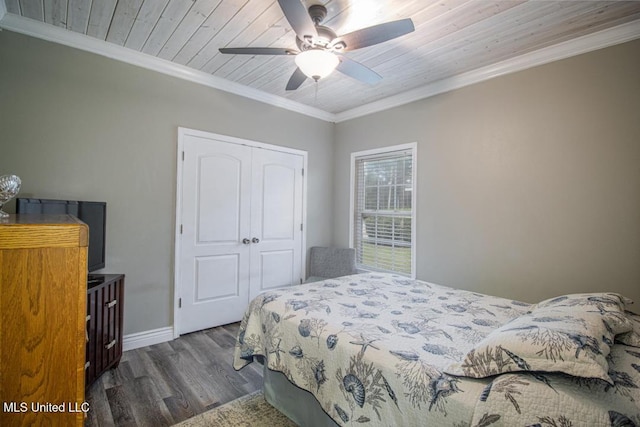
[286,67,307,91]
[219,47,297,55]
[335,18,414,51]
[336,56,382,85]
[277,0,318,40]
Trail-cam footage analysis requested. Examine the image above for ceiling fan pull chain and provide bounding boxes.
[314,80,318,104]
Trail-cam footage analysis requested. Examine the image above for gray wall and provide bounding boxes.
[334,39,640,307]
[0,30,335,335]
[2,30,639,336]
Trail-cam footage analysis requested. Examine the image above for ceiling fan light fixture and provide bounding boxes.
[295,49,339,81]
[219,1,415,91]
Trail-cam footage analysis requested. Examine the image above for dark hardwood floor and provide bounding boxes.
[84,322,263,426]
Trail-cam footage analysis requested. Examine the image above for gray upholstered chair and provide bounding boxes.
[305,246,357,283]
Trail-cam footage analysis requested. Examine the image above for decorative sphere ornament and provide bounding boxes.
[0,174,21,218]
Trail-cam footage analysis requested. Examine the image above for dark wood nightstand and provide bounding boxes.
[86,273,125,388]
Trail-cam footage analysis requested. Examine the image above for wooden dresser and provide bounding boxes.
[0,214,88,426]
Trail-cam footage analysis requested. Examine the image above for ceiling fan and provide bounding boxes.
[218,0,415,91]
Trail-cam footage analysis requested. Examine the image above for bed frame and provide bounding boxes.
[263,366,338,427]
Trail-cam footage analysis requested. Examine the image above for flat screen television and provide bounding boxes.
[16,198,106,272]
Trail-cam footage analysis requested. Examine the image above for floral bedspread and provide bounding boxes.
[233,273,640,426]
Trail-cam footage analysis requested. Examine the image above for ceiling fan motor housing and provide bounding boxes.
[296,25,338,51]
[295,5,347,52]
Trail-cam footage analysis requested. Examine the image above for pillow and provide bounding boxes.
[616,311,640,347]
[533,292,633,311]
[445,294,633,384]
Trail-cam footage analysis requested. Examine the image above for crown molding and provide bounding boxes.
[1,11,638,124]
[334,19,640,122]
[0,13,336,122]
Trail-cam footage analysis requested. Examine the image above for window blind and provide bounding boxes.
[353,148,414,276]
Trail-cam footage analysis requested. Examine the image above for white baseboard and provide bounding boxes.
[122,326,174,352]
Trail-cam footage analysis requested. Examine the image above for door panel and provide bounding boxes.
[259,249,294,291]
[262,164,296,240]
[194,255,239,301]
[197,155,242,243]
[250,149,304,299]
[180,135,251,334]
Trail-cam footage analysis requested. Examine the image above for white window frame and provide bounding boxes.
[349,142,417,278]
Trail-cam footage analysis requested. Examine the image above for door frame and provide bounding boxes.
[173,127,308,338]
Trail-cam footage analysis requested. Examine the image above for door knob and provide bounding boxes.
[252,237,260,243]
[242,238,251,244]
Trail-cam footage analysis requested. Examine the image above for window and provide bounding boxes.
[350,143,416,277]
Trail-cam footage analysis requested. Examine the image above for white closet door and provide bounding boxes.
[179,134,252,334]
[249,149,304,299]
[177,130,306,335]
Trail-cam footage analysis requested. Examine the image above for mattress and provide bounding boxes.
[233,273,640,426]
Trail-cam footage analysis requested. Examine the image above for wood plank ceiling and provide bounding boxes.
[4,0,640,116]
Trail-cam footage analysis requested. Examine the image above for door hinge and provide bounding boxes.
[300,223,303,231]
[182,151,185,161]
[300,278,303,284]
[302,168,304,177]
[180,224,183,234]
[178,298,182,308]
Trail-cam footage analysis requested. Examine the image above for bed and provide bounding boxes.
[233,273,640,426]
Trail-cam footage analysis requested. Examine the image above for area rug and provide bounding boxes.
[174,390,297,426]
